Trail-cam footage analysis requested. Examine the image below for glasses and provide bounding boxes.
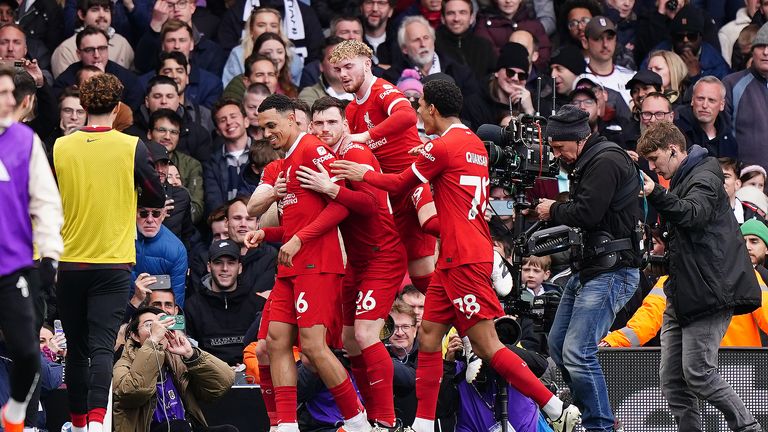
[138,209,164,219]
[572,98,596,107]
[62,107,85,116]
[80,45,108,55]
[154,126,180,136]
[673,32,700,42]
[567,17,591,29]
[505,69,528,81]
[165,0,189,10]
[363,0,390,7]
[393,324,414,333]
[640,111,672,120]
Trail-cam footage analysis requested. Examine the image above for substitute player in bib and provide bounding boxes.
[331,80,580,432]
[329,39,436,294]
[244,94,371,432]
[297,96,408,430]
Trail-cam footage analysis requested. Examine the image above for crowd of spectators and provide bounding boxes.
[3,0,768,430]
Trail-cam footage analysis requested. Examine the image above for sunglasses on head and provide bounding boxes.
[673,32,700,41]
[505,69,528,81]
[138,209,164,218]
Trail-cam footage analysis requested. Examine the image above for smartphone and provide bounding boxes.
[0,59,23,69]
[147,274,171,290]
[53,319,67,349]
[489,199,515,216]
[159,314,185,331]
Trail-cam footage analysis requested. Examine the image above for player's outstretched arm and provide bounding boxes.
[247,172,286,217]
[331,160,423,193]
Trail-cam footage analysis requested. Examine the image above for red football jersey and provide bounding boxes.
[337,142,403,264]
[279,133,344,277]
[410,124,493,268]
[257,159,283,189]
[345,77,422,173]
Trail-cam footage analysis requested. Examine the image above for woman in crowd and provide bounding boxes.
[741,165,767,192]
[647,50,689,104]
[222,8,302,87]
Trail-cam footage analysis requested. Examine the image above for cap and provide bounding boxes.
[495,42,530,72]
[396,69,423,95]
[741,218,768,246]
[584,16,616,39]
[550,45,586,76]
[572,73,605,92]
[569,87,597,101]
[753,22,768,49]
[671,5,704,35]
[546,104,591,142]
[209,239,241,261]
[146,140,171,163]
[625,70,663,90]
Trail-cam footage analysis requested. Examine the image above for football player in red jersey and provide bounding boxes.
[329,39,437,295]
[332,80,580,432]
[297,96,408,430]
[244,94,372,432]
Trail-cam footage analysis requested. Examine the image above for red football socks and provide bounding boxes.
[411,273,433,294]
[274,386,298,424]
[348,354,371,413]
[328,376,364,420]
[70,412,87,428]
[361,342,395,425]
[258,365,277,426]
[414,350,442,420]
[490,348,553,407]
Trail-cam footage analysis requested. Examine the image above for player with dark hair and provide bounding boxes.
[297,96,407,429]
[332,80,579,432]
[243,94,371,432]
[329,39,437,296]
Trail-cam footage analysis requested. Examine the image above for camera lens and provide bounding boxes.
[665,0,678,11]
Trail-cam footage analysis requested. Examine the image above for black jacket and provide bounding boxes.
[161,184,197,251]
[16,0,64,55]
[550,135,642,281]
[134,26,227,76]
[239,246,277,295]
[633,5,721,66]
[649,145,761,326]
[435,25,498,83]
[54,61,143,110]
[382,50,480,100]
[674,105,738,158]
[184,274,266,365]
[124,105,214,163]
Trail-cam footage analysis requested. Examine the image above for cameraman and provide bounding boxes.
[534,105,641,432]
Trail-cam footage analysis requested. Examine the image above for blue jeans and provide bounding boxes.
[548,267,639,432]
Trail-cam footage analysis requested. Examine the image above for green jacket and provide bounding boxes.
[170,150,204,224]
[112,340,235,432]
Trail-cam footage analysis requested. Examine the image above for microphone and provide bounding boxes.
[477,124,504,146]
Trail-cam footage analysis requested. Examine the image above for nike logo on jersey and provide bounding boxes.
[86,138,99,143]
[369,379,384,386]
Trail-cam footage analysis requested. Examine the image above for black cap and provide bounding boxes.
[569,87,597,102]
[495,42,530,72]
[209,239,241,261]
[146,140,171,164]
[625,70,663,90]
[550,45,586,76]
[672,5,704,35]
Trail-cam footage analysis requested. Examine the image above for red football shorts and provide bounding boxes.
[422,263,504,335]
[391,184,436,261]
[342,249,407,326]
[269,274,343,332]
[257,298,272,341]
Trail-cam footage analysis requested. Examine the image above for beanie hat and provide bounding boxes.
[396,69,423,95]
[736,186,768,215]
[495,42,530,72]
[550,45,586,77]
[671,5,704,35]
[741,218,768,247]
[546,104,591,141]
[753,23,768,49]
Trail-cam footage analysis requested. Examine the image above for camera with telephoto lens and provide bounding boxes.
[477,115,560,191]
[665,0,678,11]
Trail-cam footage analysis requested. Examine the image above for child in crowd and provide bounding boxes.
[522,255,553,297]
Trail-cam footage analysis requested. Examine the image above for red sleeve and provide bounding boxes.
[412,138,448,182]
[334,186,377,216]
[363,168,423,194]
[262,227,284,242]
[422,214,440,237]
[368,100,416,142]
[295,201,349,243]
[258,160,282,187]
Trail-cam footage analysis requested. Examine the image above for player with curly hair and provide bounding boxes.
[52,73,165,432]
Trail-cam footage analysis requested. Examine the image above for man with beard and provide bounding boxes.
[383,15,479,98]
[361,0,397,66]
[583,16,635,106]
[184,239,266,366]
[329,39,437,296]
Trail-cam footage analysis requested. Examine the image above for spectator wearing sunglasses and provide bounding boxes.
[640,5,731,85]
[463,42,536,128]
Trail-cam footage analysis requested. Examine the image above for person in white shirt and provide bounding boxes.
[583,16,635,105]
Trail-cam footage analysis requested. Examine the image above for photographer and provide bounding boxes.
[534,104,642,432]
[113,306,236,432]
[637,121,761,432]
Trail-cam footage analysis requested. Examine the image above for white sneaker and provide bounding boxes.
[550,404,581,432]
[462,337,482,384]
